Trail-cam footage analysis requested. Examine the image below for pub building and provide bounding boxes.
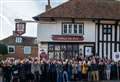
[33,0,120,59]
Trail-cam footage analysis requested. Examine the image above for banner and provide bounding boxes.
[113,52,120,62]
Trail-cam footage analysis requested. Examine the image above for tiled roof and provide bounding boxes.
[33,0,120,20]
[0,35,37,46]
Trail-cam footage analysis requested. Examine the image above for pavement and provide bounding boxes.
[69,80,120,82]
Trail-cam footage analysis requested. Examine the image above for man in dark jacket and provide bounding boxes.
[49,61,57,82]
[41,60,50,82]
[11,63,19,82]
[111,62,117,80]
[98,60,105,80]
[2,63,12,82]
[18,61,26,82]
[24,60,34,82]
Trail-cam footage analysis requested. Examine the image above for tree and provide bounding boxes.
[0,44,8,55]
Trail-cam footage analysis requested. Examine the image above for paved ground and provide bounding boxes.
[70,81,120,82]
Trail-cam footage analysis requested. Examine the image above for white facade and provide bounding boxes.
[37,20,96,58]
[37,20,96,42]
[37,19,120,59]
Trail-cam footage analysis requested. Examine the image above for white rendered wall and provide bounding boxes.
[37,20,96,42]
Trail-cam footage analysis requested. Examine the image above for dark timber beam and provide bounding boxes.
[97,20,100,57]
[114,21,118,52]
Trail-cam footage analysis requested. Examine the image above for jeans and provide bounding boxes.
[106,70,111,80]
[57,71,63,82]
[88,71,92,81]
[77,71,82,81]
[63,71,68,82]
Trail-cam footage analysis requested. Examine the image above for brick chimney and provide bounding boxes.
[13,31,17,36]
[46,0,51,11]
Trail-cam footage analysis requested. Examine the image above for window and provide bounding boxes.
[8,45,15,53]
[48,44,54,51]
[63,24,67,34]
[16,37,23,43]
[79,24,83,34]
[103,27,112,34]
[69,24,72,33]
[24,46,31,55]
[74,24,77,34]
[108,28,112,33]
[62,23,83,35]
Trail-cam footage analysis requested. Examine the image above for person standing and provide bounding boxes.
[98,60,105,80]
[111,62,117,80]
[105,61,111,80]
[63,61,68,82]
[11,60,19,82]
[81,61,88,81]
[72,61,77,81]
[91,60,99,81]
[18,60,26,82]
[2,62,12,82]
[56,61,63,82]
[31,59,41,82]
[77,61,82,81]
[67,61,72,81]
[87,61,92,81]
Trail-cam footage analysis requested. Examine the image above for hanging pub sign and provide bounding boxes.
[15,22,26,35]
[52,35,84,41]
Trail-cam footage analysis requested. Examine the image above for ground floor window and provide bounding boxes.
[48,42,95,59]
[24,46,31,55]
[8,45,15,53]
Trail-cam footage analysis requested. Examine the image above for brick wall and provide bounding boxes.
[7,45,38,59]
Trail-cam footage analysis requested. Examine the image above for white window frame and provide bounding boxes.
[62,23,84,35]
[8,45,15,53]
[16,37,23,43]
[24,46,31,55]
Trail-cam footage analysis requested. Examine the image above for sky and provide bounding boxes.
[0,0,68,40]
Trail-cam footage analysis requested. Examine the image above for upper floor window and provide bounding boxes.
[16,37,23,43]
[103,25,112,34]
[62,23,83,35]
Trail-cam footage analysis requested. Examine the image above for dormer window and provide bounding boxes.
[62,23,84,35]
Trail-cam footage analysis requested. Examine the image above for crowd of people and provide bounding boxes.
[0,56,120,82]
